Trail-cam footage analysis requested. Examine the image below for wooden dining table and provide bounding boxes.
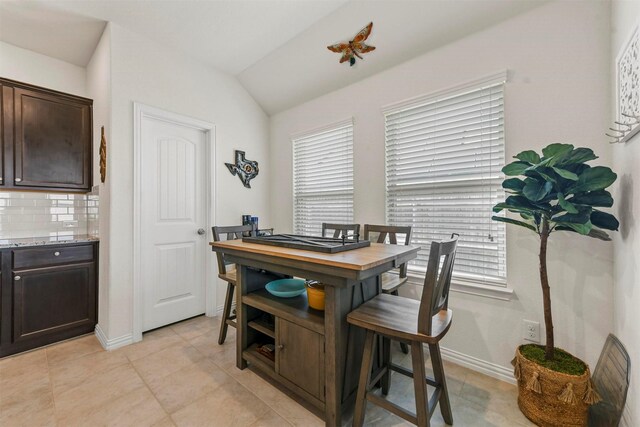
[210,239,420,427]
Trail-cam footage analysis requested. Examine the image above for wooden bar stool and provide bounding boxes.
[348,236,459,427]
[212,223,256,345]
[363,224,413,353]
[321,222,360,238]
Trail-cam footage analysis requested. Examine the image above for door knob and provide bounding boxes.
[197,228,206,235]
[14,276,21,281]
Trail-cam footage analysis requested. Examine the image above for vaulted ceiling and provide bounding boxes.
[0,0,547,115]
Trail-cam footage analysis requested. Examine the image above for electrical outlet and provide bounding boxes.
[522,320,540,343]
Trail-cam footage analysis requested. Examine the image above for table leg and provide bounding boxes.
[236,265,247,370]
[324,284,342,427]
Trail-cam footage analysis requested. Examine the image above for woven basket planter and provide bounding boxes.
[513,346,601,427]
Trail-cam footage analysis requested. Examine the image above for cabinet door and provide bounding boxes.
[276,318,325,401]
[0,83,10,188]
[13,87,91,190]
[11,262,96,346]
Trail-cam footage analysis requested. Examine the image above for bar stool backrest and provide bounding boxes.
[363,224,412,277]
[212,224,256,275]
[417,235,458,336]
[321,223,360,239]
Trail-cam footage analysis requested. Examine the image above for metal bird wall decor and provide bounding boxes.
[225,150,259,188]
[327,22,375,66]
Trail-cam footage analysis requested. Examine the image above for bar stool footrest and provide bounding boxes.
[366,393,418,425]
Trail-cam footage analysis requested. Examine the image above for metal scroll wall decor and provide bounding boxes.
[100,126,107,183]
[327,22,375,66]
[608,23,640,144]
[225,150,259,188]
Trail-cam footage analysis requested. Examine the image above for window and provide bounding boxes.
[385,73,507,285]
[293,120,354,236]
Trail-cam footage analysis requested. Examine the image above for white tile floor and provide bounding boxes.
[0,315,535,426]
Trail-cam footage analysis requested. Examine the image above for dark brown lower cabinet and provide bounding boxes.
[276,318,325,401]
[0,242,98,357]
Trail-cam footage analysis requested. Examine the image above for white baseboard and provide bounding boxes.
[215,303,236,317]
[440,346,516,385]
[94,324,134,351]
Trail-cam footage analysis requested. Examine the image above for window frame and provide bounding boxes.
[383,72,512,298]
[291,118,355,237]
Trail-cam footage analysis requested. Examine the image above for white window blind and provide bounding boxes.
[385,74,507,285]
[293,121,354,236]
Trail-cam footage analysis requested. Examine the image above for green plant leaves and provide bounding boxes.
[551,167,578,181]
[502,178,526,192]
[542,143,574,160]
[515,150,541,164]
[557,193,578,214]
[590,210,619,231]
[570,166,617,193]
[557,148,597,165]
[563,221,593,235]
[569,190,613,207]
[523,179,553,201]
[503,161,531,176]
[491,215,537,232]
[492,144,619,241]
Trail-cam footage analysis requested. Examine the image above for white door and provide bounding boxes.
[140,114,208,331]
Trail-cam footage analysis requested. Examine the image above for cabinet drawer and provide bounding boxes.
[13,244,94,269]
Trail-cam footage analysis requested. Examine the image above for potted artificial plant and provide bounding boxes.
[492,143,618,427]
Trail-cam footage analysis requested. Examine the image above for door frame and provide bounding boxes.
[133,102,216,342]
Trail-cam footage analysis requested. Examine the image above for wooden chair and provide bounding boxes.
[588,334,630,427]
[321,222,360,239]
[364,224,413,354]
[348,236,459,427]
[212,223,256,345]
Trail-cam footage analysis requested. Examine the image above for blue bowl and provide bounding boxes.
[265,279,306,298]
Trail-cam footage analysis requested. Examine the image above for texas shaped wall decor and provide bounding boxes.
[225,150,259,188]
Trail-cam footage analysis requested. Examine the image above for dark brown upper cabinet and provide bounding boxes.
[1,78,93,192]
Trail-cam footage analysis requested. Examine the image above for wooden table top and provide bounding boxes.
[210,240,420,272]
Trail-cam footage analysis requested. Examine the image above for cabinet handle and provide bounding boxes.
[54,251,60,256]
[15,178,22,183]
[277,344,284,350]
[14,276,21,281]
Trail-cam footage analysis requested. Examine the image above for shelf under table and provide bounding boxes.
[243,289,324,335]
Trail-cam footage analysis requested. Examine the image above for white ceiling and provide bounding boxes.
[0,1,106,67]
[0,0,546,114]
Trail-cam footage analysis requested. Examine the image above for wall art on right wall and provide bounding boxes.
[617,22,639,122]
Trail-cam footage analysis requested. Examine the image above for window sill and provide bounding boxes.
[405,273,514,301]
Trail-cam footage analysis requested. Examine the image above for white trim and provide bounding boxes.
[289,117,354,140]
[381,70,508,115]
[95,324,133,351]
[133,102,216,343]
[440,346,516,385]
[215,302,236,317]
[406,273,514,301]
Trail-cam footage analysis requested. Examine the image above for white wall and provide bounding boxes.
[270,1,613,375]
[86,24,112,338]
[611,1,640,425]
[0,41,86,97]
[102,24,271,341]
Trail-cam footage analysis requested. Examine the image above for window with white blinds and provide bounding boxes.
[385,74,507,285]
[293,120,354,236]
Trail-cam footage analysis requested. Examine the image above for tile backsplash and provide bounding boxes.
[0,191,99,239]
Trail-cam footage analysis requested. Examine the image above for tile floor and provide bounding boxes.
[0,315,535,426]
